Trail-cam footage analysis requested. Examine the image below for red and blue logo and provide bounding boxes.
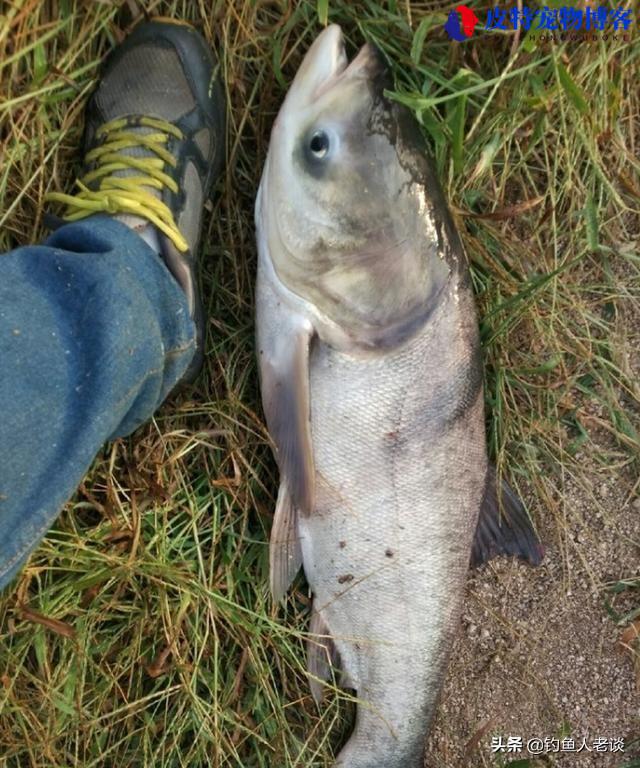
[444,4,481,40]
[444,4,633,40]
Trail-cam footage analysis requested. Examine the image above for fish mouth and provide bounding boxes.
[293,24,386,101]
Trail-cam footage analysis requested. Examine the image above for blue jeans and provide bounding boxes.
[0,215,196,590]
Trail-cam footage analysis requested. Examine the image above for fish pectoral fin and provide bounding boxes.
[339,669,356,691]
[259,308,315,515]
[307,607,340,705]
[259,301,314,603]
[269,481,303,603]
[471,466,545,567]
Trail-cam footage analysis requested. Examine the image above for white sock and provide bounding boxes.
[115,214,161,253]
[138,223,161,253]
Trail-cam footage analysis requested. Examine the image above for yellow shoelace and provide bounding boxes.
[46,116,188,252]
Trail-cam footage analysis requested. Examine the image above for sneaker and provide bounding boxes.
[47,19,225,383]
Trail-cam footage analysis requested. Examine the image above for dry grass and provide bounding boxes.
[0,1,639,766]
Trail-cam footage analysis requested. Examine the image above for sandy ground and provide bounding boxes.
[427,482,639,767]
[425,317,640,766]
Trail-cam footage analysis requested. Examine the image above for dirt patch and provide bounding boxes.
[426,411,640,763]
[423,234,640,768]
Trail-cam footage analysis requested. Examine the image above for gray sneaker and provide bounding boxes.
[48,19,226,383]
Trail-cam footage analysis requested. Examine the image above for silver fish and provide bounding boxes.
[255,25,542,768]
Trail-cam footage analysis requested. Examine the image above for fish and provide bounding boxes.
[254,25,543,768]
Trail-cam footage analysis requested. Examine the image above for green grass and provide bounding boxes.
[1,1,639,766]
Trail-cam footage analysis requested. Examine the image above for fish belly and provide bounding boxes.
[299,295,486,768]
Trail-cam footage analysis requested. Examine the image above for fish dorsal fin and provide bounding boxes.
[307,607,340,704]
[269,482,303,603]
[471,466,544,567]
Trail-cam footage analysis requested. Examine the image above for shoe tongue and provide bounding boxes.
[109,122,164,246]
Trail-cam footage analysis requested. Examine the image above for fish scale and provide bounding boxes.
[299,287,486,767]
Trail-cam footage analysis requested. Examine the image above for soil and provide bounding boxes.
[425,313,640,767]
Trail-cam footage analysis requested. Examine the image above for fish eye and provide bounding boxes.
[309,130,330,159]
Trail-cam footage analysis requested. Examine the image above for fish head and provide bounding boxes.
[262,26,394,254]
[257,25,459,349]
